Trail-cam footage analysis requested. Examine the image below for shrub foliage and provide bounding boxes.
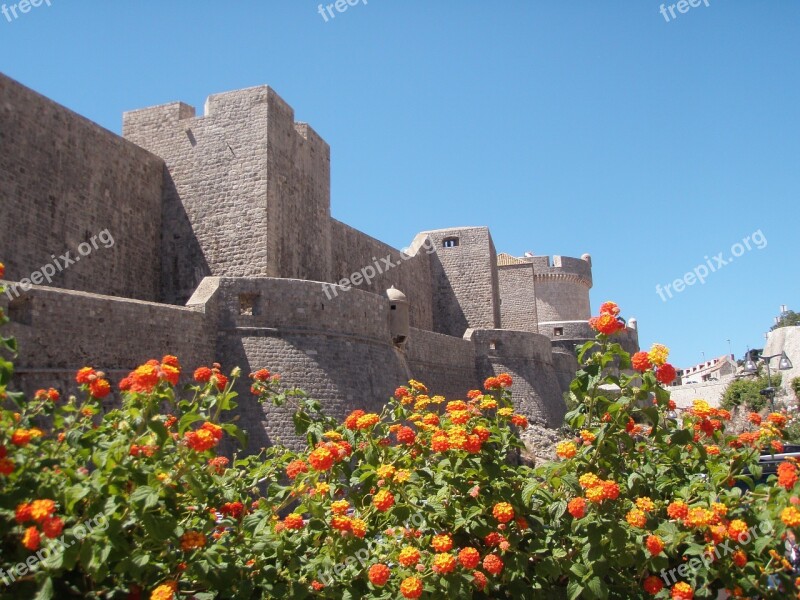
[1,282,799,599]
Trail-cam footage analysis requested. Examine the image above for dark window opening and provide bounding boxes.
[554,327,564,337]
[443,237,459,248]
[239,293,261,316]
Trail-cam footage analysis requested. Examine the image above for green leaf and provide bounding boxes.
[140,511,177,542]
[33,577,54,600]
[670,429,693,445]
[567,579,584,600]
[221,422,248,448]
[293,409,312,435]
[179,412,204,434]
[65,484,92,511]
[147,418,169,443]
[130,486,159,509]
[523,480,539,505]
[585,576,608,600]
[570,562,589,579]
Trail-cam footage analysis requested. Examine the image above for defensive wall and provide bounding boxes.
[0,72,164,302]
[0,285,213,400]
[0,273,581,449]
[0,73,639,448]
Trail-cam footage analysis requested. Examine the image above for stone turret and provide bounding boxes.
[386,286,409,346]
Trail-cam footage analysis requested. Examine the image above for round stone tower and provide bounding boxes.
[532,254,593,324]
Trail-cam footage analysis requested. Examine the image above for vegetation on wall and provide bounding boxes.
[771,309,800,331]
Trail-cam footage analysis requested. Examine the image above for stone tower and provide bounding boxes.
[421,227,502,337]
[123,86,332,305]
[531,254,593,336]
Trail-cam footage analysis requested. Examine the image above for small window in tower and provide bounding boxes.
[239,293,261,316]
[554,327,564,337]
[443,237,459,248]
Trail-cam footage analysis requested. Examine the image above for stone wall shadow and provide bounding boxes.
[161,170,211,305]
[430,251,469,337]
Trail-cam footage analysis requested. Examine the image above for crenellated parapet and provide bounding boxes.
[530,254,593,289]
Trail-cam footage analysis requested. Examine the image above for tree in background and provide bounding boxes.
[771,309,800,331]
[720,374,783,413]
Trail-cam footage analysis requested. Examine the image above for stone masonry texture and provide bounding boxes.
[0,72,164,302]
[0,74,640,451]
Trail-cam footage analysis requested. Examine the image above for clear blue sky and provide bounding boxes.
[1,1,798,368]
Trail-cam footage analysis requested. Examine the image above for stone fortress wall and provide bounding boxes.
[0,73,639,450]
[0,72,164,302]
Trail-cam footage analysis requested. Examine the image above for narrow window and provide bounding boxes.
[239,294,260,316]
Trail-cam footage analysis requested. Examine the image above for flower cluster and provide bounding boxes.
[183,422,223,452]
[631,343,677,385]
[119,356,181,393]
[76,366,112,398]
[192,363,229,391]
[588,301,626,335]
[15,499,63,550]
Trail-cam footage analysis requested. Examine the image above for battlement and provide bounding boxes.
[530,254,593,288]
[123,85,330,162]
[188,277,397,344]
[205,85,286,116]
[122,101,196,129]
[467,328,555,364]
[124,85,284,124]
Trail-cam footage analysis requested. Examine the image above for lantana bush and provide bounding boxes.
[1,267,799,599]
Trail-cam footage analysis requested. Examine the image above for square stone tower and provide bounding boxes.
[422,227,501,337]
[123,86,332,304]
